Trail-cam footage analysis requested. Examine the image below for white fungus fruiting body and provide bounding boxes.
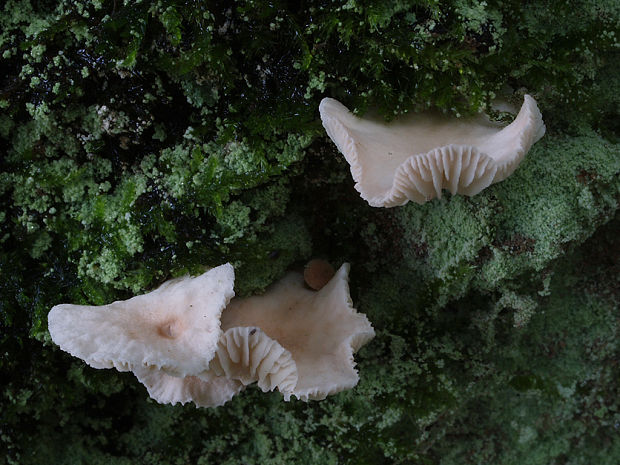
[220,263,375,401]
[319,95,545,207]
[47,264,235,378]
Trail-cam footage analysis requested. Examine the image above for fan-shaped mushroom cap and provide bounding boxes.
[220,263,375,401]
[319,95,545,207]
[47,264,235,377]
[133,366,244,408]
[209,327,298,398]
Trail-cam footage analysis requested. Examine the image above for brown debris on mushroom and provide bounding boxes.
[304,258,336,290]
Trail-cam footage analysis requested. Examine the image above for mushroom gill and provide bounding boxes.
[220,263,375,401]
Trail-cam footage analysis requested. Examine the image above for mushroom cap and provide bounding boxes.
[133,366,244,408]
[209,327,298,398]
[220,263,375,401]
[48,264,235,377]
[319,95,545,207]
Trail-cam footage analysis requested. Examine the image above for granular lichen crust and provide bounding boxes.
[395,129,620,308]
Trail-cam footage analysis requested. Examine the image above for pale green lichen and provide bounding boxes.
[453,0,505,48]
[496,291,538,328]
[394,129,620,309]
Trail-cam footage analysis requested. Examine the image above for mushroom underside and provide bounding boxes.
[320,95,545,206]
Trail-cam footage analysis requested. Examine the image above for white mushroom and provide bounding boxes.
[219,263,375,401]
[133,366,244,408]
[47,264,235,378]
[319,95,545,207]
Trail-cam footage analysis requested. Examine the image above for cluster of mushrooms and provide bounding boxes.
[48,95,545,407]
[49,261,374,406]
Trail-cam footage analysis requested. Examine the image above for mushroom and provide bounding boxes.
[219,263,375,401]
[132,366,244,408]
[47,264,235,378]
[319,95,545,207]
